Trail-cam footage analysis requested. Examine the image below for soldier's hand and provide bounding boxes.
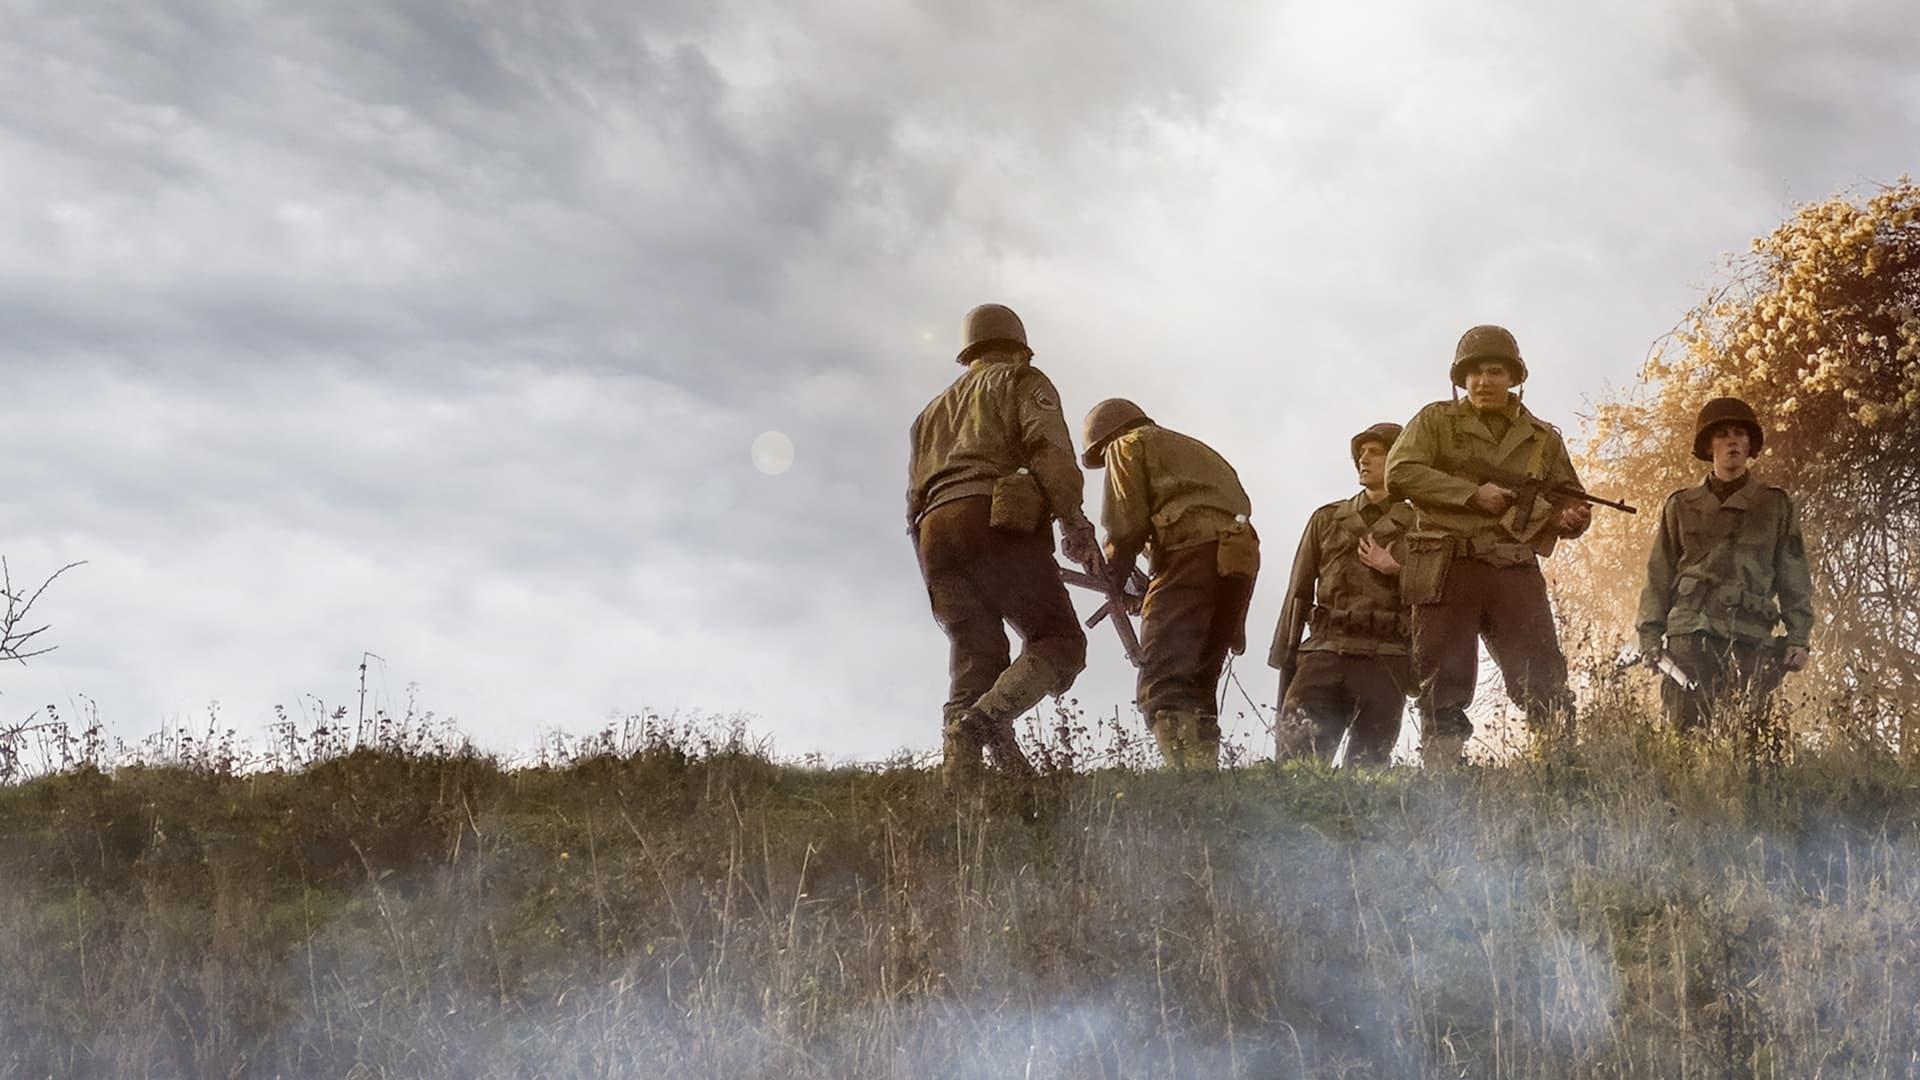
[1061,519,1099,567]
[1556,502,1593,534]
[1470,482,1516,515]
[1783,645,1810,672]
[1641,647,1663,670]
[1356,535,1400,575]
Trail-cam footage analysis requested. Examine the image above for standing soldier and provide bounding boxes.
[1270,423,1417,766]
[1081,399,1259,770]
[908,303,1099,786]
[1636,397,1813,747]
[1386,325,1594,763]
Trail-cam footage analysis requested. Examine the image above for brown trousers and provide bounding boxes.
[1661,632,1786,736]
[1280,651,1411,765]
[917,496,1087,731]
[1137,541,1256,726]
[1411,557,1572,739]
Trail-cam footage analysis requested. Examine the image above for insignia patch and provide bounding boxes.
[1033,386,1060,411]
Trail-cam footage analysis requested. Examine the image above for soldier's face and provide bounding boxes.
[1709,423,1752,474]
[1355,441,1389,489]
[1463,362,1515,407]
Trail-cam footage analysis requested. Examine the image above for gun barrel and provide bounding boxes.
[1565,488,1637,514]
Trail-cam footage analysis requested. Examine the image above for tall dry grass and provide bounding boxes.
[3,688,1919,1078]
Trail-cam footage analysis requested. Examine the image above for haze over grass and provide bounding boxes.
[4,686,1919,1079]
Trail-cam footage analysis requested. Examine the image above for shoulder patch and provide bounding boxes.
[1031,384,1060,411]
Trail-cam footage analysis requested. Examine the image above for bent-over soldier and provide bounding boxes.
[908,303,1099,785]
[1271,423,1416,766]
[1081,399,1258,770]
[1636,397,1813,743]
[1386,325,1593,762]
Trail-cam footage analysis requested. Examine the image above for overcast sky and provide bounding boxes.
[3,0,1916,762]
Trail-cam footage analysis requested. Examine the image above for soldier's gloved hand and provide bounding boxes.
[1783,645,1810,672]
[1470,483,1516,515]
[1061,518,1099,567]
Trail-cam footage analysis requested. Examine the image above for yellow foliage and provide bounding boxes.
[1557,178,1920,735]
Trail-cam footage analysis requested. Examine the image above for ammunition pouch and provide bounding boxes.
[1461,535,1538,568]
[989,469,1046,533]
[1309,605,1407,641]
[1215,517,1259,579]
[1401,531,1453,606]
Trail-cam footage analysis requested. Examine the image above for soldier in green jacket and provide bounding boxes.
[1636,397,1813,737]
[908,303,1101,786]
[1082,398,1259,771]
[1386,326,1592,762]
[1270,423,1417,766]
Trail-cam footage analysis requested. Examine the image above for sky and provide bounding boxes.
[3,0,1917,762]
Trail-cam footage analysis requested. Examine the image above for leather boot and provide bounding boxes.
[941,710,988,789]
[1188,713,1221,772]
[1420,731,1469,768]
[1152,709,1191,770]
[981,713,1037,778]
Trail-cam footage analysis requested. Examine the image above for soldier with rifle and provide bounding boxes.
[1081,399,1258,770]
[1270,423,1417,767]
[907,303,1100,786]
[1386,325,1634,762]
[1635,397,1813,750]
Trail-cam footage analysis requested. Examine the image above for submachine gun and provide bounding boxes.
[1058,551,1150,668]
[1461,459,1637,532]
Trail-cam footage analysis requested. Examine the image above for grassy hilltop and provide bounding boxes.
[3,699,1920,1079]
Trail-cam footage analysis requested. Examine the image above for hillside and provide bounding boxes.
[3,703,1919,1079]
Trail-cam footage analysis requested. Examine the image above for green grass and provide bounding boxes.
[4,702,1920,1078]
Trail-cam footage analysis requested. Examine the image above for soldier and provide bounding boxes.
[1386,325,1593,763]
[1081,399,1258,770]
[1635,397,1813,744]
[1270,423,1417,766]
[907,303,1099,785]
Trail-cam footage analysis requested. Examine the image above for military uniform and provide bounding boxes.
[1386,327,1588,754]
[1636,398,1813,736]
[908,304,1093,782]
[1085,400,1257,769]
[1271,491,1416,765]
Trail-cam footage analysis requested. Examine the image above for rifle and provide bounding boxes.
[1058,553,1149,667]
[1460,459,1637,530]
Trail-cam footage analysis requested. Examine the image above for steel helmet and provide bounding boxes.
[957,303,1029,364]
[1692,396,1764,461]
[1080,398,1152,468]
[1450,324,1528,387]
[1349,422,1404,463]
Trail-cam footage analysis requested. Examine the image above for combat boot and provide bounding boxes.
[1419,732,1469,768]
[981,713,1037,779]
[1152,709,1192,770]
[1188,713,1221,772]
[941,710,988,789]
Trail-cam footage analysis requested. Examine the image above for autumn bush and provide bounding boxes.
[1559,178,1920,750]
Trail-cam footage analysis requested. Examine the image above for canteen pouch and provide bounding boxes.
[1401,531,1453,606]
[1215,518,1260,579]
[989,469,1046,533]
